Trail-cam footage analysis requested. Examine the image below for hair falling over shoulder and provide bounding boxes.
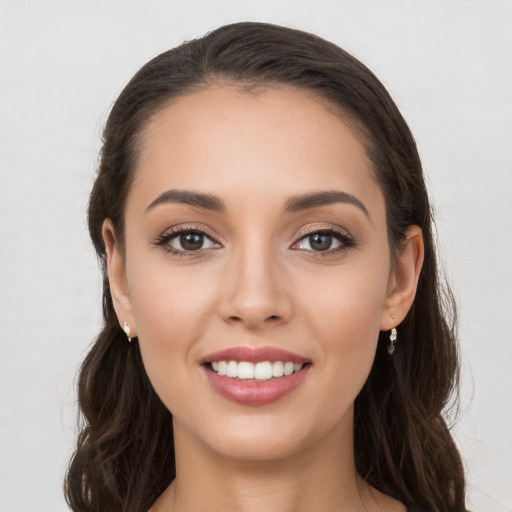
[65,22,467,512]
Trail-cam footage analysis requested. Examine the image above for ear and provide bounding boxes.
[380,225,424,331]
[102,219,137,337]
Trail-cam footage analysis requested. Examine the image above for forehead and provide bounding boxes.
[129,86,384,217]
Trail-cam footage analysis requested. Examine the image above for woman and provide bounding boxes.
[65,22,467,512]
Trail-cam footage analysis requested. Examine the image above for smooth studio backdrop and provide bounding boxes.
[1,1,511,511]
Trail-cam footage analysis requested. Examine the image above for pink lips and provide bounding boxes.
[202,346,309,365]
[201,346,311,406]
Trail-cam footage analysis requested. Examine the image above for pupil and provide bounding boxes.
[180,233,203,250]
[310,233,332,251]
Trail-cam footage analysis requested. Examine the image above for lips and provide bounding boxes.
[201,346,311,405]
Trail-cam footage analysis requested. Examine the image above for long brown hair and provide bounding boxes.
[65,22,466,512]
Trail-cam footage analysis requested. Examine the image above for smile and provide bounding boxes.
[202,346,311,405]
[210,360,304,381]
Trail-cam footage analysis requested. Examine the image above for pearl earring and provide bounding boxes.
[387,327,397,355]
[123,322,133,342]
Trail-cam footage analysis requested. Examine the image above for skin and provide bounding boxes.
[103,87,424,512]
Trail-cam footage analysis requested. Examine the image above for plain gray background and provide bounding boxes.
[1,1,511,511]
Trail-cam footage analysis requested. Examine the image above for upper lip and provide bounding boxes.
[201,346,310,365]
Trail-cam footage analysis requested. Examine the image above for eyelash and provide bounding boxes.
[152,225,355,256]
[152,226,220,256]
[292,226,355,255]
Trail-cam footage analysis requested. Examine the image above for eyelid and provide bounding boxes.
[152,223,354,255]
[291,224,355,252]
[152,224,222,254]
[294,223,353,241]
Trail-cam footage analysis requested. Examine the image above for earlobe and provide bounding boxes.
[102,219,137,337]
[380,225,424,331]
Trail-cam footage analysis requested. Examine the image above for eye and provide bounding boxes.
[170,232,216,251]
[153,227,220,254]
[292,228,354,253]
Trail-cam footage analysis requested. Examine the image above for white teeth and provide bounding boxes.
[254,362,273,380]
[210,360,305,380]
[237,361,255,379]
[283,362,294,376]
[226,360,238,378]
[217,361,227,376]
[272,361,284,377]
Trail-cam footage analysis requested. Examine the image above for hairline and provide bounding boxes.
[119,78,395,261]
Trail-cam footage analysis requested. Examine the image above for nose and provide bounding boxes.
[219,247,293,330]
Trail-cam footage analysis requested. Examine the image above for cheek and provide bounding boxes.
[126,261,219,403]
[129,255,218,336]
[297,257,389,394]
[299,255,390,340]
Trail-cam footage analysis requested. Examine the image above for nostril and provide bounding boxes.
[228,315,242,322]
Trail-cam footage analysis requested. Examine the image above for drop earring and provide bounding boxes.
[387,327,397,355]
[123,322,133,342]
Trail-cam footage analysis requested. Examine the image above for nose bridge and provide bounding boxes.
[220,234,292,328]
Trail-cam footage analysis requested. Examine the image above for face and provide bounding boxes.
[106,87,415,463]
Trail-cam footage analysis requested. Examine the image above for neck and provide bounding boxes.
[153,416,371,512]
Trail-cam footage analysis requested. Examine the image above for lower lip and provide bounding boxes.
[203,365,310,405]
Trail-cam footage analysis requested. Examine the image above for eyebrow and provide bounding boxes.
[145,189,226,213]
[284,191,369,219]
[145,188,369,219]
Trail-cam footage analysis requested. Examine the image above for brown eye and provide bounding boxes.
[294,231,343,252]
[291,227,355,254]
[308,233,333,251]
[179,233,205,251]
[164,230,218,252]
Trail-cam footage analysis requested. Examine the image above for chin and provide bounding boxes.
[208,427,314,462]
[176,402,353,464]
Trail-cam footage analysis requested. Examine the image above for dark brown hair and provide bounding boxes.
[65,22,466,512]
